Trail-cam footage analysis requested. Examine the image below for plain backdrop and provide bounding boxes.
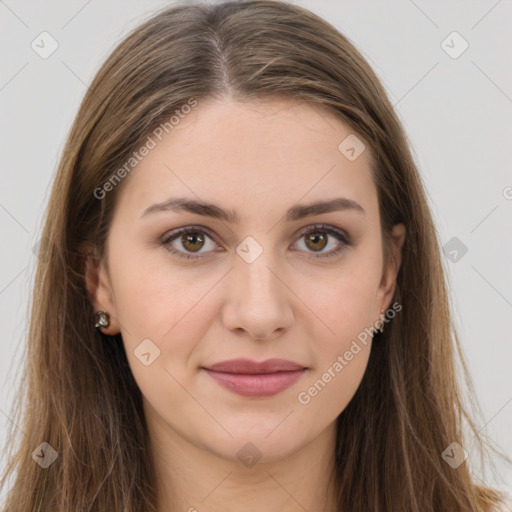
[1,0,511,498]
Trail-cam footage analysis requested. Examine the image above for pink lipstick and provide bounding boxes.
[202,358,307,398]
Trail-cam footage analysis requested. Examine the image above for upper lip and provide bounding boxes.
[203,358,306,374]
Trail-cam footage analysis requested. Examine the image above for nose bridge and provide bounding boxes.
[235,241,284,303]
[223,238,293,339]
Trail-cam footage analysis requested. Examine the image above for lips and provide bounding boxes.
[202,358,307,398]
[205,358,306,374]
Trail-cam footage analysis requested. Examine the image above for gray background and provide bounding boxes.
[1,0,511,497]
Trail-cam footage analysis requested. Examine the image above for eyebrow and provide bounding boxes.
[140,196,365,223]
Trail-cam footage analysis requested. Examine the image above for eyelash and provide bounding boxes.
[161,224,351,261]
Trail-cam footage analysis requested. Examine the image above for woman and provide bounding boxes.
[1,1,509,510]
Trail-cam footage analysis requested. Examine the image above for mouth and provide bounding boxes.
[201,358,307,398]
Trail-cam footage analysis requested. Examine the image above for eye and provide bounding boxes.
[161,226,220,260]
[291,224,351,259]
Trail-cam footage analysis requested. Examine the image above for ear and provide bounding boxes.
[82,244,121,335]
[376,223,406,316]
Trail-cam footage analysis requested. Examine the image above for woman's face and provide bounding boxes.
[86,97,405,464]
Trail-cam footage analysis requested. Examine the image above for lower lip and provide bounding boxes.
[202,368,306,397]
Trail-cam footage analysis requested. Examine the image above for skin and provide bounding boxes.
[85,97,405,511]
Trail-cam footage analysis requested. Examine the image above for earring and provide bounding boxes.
[94,311,110,330]
[377,309,385,334]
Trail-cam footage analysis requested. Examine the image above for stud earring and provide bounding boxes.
[377,309,386,334]
[94,311,110,330]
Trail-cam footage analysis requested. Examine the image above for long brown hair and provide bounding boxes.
[1,1,507,510]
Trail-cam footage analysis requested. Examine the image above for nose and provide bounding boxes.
[221,251,295,342]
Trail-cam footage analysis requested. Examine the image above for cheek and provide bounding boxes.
[105,240,226,401]
[293,252,380,412]
[108,249,222,411]
[295,340,371,431]
[294,261,380,418]
[297,255,382,348]
[108,233,219,336]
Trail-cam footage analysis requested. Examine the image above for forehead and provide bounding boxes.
[113,97,378,225]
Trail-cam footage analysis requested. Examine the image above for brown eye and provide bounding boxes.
[304,231,328,252]
[162,227,219,260]
[293,224,351,258]
[181,232,205,252]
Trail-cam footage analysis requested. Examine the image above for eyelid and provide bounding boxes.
[161,223,351,260]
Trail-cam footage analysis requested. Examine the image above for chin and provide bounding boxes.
[193,416,315,466]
